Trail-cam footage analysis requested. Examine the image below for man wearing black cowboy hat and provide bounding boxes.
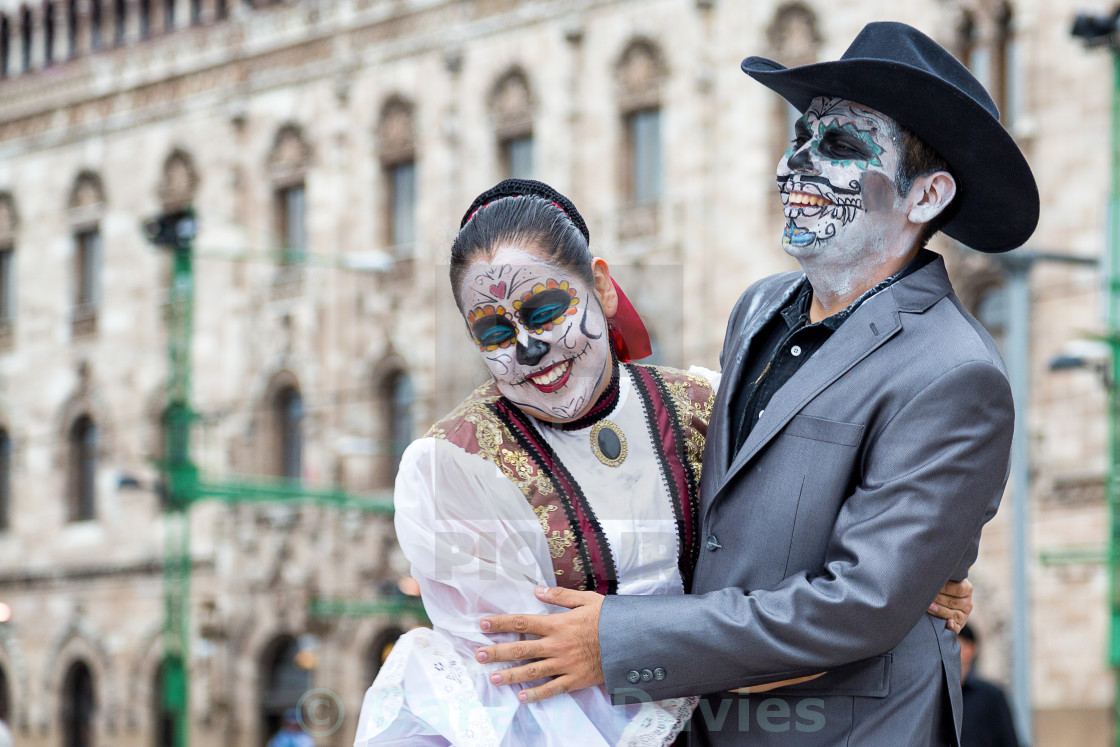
[476,21,1035,745]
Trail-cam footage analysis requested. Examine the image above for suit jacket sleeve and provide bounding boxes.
[598,358,1014,700]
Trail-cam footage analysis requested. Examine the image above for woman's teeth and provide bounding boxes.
[530,359,571,385]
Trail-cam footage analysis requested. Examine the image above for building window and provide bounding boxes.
[114,0,126,44]
[994,3,1020,126]
[387,371,413,477]
[139,0,151,39]
[163,0,174,31]
[377,98,417,257]
[0,430,11,531]
[275,386,302,481]
[215,0,227,18]
[625,108,662,203]
[190,0,202,24]
[500,135,534,180]
[768,4,820,142]
[19,6,31,73]
[490,69,535,180]
[69,415,97,522]
[67,0,77,58]
[74,228,100,319]
[259,636,311,740]
[386,162,415,249]
[0,15,10,78]
[44,2,55,65]
[90,0,102,50]
[616,39,666,211]
[275,184,306,264]
[0,193,19,339]
[267,125,312,277]
[61,661,96,747]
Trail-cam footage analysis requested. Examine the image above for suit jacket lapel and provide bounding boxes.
[710,287,903,511]
[708,279,804,476]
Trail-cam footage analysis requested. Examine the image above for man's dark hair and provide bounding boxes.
[896,125,960,248]
[449,195,593,309]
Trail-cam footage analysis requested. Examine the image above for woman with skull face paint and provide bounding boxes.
[354,180,970,746]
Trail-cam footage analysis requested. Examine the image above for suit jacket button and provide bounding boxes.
[627,669,641,684]
[653,667,666,681]
[640,668,654,682]
[706,534,722,551]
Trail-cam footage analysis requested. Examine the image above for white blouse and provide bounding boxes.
[355,367,719,746]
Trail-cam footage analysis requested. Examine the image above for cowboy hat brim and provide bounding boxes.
[742,55,1039,253]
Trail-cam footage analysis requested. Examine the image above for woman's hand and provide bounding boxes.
[927,578,973,633]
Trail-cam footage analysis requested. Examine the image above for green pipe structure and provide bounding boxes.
[146,211,406,747]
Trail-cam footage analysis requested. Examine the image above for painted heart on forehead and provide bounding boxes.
[459,246,612,422]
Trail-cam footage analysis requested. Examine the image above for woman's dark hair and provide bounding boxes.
[450,179,593,308]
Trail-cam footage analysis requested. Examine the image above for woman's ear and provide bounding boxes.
[591,257,618,318]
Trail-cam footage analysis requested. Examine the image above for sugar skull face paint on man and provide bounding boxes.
[459,246,612,422]
[776,97,914,296]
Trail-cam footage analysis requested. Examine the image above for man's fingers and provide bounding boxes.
[476,638,549,664]
[487,659,558,687]
[517,675,578,703]
[535,585,597,609]
[481,613,547,636]
[940,578,973,599]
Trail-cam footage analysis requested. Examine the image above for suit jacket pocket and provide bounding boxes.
[784,414,864,447]
[766,654,892,698]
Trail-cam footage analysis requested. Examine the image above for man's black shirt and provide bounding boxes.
[729,250,938,456]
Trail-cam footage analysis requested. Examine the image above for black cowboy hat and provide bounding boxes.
[742,21,1038,253]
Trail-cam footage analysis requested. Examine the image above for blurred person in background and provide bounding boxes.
[960,624,1019,747]
[268,709,314,747]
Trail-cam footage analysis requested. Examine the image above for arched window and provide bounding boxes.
[67,0,77,58]
[68,415,97,522]
[43,2,55,66]
[386,371,413,477]
[159,150,198,212]
[0,15,10,78]
[268,125,311,270]
[768,3,820,140]
[68,172,105,336]
[113,0,125,45]
[259,636,311,740]
[0,193,20,340]
[275,386,302,481]
[90,0,102,51]
[190,0,201,25]
[19,6,31,73]
[490,69,535,179]
[994,3,1020,126]
[377,97,417,257]
[61,661,96,747]
[0,429,12,531]
[617,39,665,207]
[139,0,151,40]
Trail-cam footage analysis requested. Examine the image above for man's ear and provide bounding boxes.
[907,171,957,226]
[591,257,618,318]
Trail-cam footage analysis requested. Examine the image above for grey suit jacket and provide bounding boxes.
[599,256,1013,746]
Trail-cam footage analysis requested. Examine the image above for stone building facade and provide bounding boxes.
[0,0,1109,745]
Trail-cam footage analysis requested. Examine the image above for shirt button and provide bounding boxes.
[641,669,654,682]
[706,534,721,551]
[627,669,641,684]
[758,409,764,418]
[791,345,802,357]
[653,667,667,681]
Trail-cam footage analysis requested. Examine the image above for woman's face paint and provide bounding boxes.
[775,97,912,294]
[458,246,611,422]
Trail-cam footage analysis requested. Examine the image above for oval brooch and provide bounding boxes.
[590,420,627,467]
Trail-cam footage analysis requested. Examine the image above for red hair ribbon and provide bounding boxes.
[608,277,652,362]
